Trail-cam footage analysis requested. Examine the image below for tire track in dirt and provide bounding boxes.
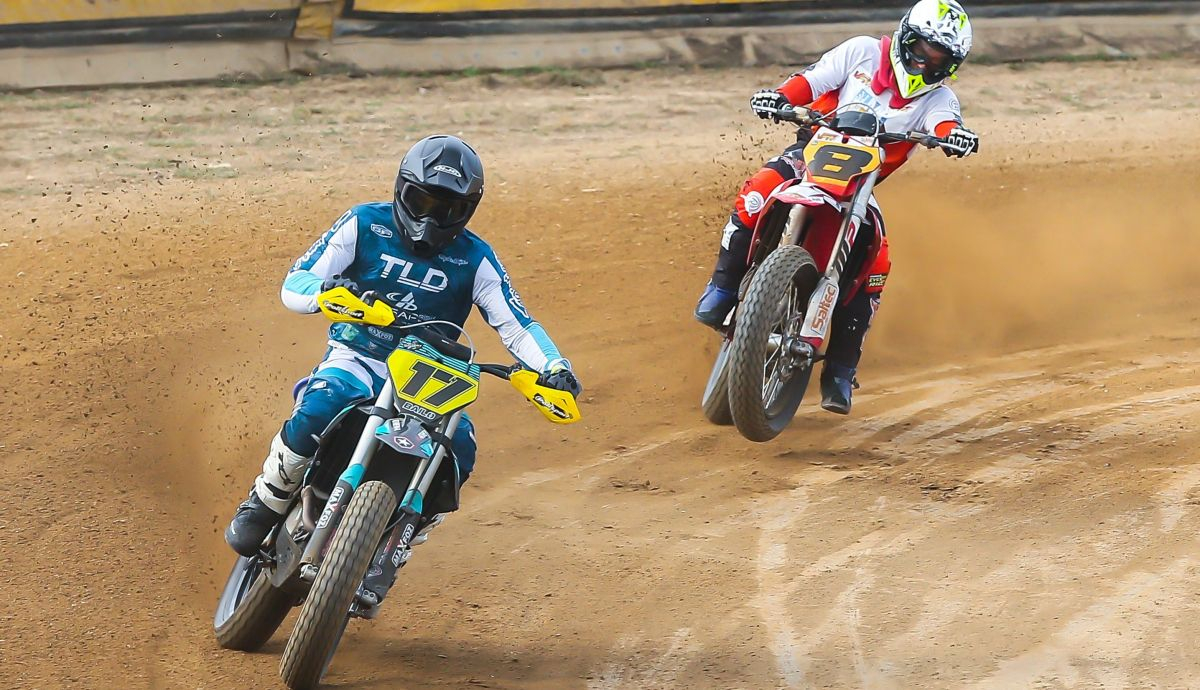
[572,338,1200,689]
[968,557,1200,689]
[744,338,1200,688]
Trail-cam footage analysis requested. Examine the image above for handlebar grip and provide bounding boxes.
[936,138,970,155]
[757,105,819,126]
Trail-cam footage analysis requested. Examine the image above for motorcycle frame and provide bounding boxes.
[294,377,461,574]
[744,157,883,357]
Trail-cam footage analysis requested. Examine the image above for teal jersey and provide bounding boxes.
[282,203,566,372]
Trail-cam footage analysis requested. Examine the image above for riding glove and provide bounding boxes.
[750,90,790,119]
[541,360,583,397]
[943,127,980,158]
[321,275,361,294]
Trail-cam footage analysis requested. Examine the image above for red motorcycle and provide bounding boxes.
[702,104,969,441]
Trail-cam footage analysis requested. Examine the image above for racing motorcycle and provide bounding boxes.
[213,287,581,689]
[702,104,969,442]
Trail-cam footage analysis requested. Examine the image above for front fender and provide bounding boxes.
[770,181,839,209]
[746,179,839,269]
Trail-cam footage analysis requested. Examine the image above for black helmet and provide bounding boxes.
[392,135,484,256]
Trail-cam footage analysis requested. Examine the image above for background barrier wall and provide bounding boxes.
[0,0,1197,88]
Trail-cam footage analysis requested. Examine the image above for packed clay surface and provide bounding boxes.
[3,58,1200,688]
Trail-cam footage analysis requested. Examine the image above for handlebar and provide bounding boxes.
[355,289,532,382]
[319,286,581,423]
[755,104,828,127]
[753,104,971,156]
[478,362,519,381]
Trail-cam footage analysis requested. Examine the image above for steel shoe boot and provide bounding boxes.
[820,364,857,416]
[225,491,283,557]
[694,283,737,329]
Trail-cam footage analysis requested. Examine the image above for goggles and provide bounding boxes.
[902,36,960,83]
[398,182,475,227]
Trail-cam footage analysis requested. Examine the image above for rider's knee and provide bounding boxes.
[283,374,369,456]
[452,415,477,485]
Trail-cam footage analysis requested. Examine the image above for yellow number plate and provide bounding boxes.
[387,348,479,417]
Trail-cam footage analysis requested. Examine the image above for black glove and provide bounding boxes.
[942,127,980,158]
[540,365,582,398]
[321,275,360,295]
[750,90,790,119]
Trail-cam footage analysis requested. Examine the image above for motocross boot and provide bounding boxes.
[695,283,737,329]
[354,513,447,618]
[697,218,754,329]
[225,432,311,557]
[225,491,282,557]
[410,513,445,546]
[820,363,857,416]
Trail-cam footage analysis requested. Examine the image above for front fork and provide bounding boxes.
[298,379,397,576]
[359,409,462,606]
[794,170,879,356]
[297,376,457,585]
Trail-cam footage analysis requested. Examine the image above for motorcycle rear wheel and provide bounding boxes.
[727,244,820,442]
[701,337,734,425]
[214,552,295,651]
[279,480,398,689]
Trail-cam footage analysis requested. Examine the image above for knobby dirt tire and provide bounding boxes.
[279,481,398,689]
[727,244,819,442]
[701,338,734,426]
[214,555,295,651]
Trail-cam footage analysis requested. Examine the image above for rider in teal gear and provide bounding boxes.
[225,135,581,557]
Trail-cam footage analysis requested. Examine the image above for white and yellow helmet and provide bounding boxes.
[890,0,973,99]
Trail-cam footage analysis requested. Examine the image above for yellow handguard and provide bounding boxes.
[509,370,582,424]
[317,287,397,327]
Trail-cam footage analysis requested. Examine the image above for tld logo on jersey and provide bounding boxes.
[437,254,469,266]
[380,254,448,293]
[370,224,394,238]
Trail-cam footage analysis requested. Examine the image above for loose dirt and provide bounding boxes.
[3,57,1200,688]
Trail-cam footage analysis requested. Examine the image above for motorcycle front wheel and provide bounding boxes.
[279,480,398,689]
[726,244,820,442]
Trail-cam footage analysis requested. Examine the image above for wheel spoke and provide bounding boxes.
[762,369,780,406]
[762,345,786,406]
[761,276,804,408]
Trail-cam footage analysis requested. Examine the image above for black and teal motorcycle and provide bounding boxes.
[213,287,581,689]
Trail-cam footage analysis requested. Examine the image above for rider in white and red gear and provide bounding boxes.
[695,0,979,414]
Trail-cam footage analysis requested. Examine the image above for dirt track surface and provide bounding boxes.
[3,58,1200,689]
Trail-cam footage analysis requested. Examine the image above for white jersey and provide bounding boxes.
[803,36,963,138]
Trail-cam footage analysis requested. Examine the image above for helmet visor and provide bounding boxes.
[902,36,959,83]
[398,182,475,227]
